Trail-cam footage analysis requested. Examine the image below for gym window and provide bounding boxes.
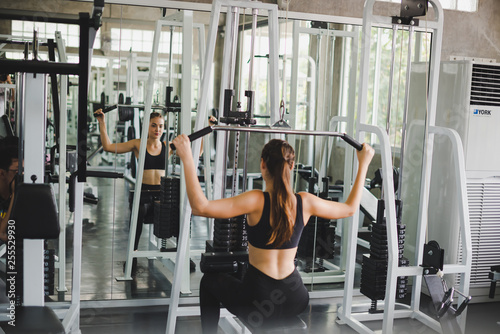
[11,20,101,50]
[110,27,182,54]
[365,27,432,148]
[380,0,478,12]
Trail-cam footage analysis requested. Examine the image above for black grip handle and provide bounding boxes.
[86,171,124,179]
[170,126,213,151]
[94,104,117,116]
[342,134,363,151]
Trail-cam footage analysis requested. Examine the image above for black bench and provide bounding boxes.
[237,315,307,334]
[1,306,65,334]
[1,183,65,334]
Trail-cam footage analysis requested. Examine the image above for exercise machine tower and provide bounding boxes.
[0,1,104,332]
[337,1,472,334]
[117,11,205,293]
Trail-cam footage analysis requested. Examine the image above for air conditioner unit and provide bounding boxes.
[429,60,500,301]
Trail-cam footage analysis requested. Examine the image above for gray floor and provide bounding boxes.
[47,173,500,333]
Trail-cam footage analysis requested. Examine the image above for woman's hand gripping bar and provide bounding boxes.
[170,126,213,151]
[341,134,363,151]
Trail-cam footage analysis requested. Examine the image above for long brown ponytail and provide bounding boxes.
[261,139,295,248]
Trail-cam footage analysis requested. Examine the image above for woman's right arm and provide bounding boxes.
[172,134,262,219]
[94,109,137,154]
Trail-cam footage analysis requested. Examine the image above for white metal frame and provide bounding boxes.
[22,73,47,307]
[289,24,361,282]
[18,72,84,334]
[337,1,472,334]
[164,1,280,333]
[289,21,359,165]
[117,13,204,296]
[55,30,69,294]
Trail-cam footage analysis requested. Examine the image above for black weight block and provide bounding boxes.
[200,251,248,274]
[362,254,387,266]
[213,240,231,247]
[361,273,387,284]
[360,285,386,300]
[361,266,388,277]
[371,223,387,231]
[213,232,234,241]
[214,222,242,230]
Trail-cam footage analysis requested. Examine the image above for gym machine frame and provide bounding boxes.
[336,1,472,334]
[0,2,103,332]
[288,18,361,288]
[164,1,281,333]
[117,10,204,294]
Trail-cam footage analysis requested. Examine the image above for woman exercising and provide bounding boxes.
[95,109,168,251]
[172,134,374,333]
[95,110,216,252]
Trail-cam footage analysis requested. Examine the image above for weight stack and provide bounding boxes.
[201,215,248,275]
[297,217,336,273]
[360,221,408,301]
[297,177,337,272]
[44,248,56,296]
[153,176,180,238]
[211,216,248,252]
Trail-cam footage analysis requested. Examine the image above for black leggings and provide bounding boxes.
[200,264,309,333]
[129,184,160,250]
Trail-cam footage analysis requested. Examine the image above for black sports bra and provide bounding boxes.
[246,192,305,249]
[144,142,166,170]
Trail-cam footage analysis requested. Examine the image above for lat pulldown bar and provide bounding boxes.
[170,125,363,151]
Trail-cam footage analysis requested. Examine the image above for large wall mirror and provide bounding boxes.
[0,1,433,305]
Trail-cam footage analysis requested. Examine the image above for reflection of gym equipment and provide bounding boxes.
[154,80,182,247]
[289,20,360,169]
[197,1,260,274]
[337,1,472,334]
[296,177,338,276]
[117,11,206,292]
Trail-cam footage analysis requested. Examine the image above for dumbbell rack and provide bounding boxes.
[336,1,472,334]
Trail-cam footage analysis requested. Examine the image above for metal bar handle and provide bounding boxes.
[170,125,363,151]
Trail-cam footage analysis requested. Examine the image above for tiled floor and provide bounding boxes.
[44,174,500,333]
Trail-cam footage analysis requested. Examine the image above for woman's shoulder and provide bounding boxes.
[244,189,265,199]
[236,189,265,207]
[296,191,309,198]
[129,138,141,149]
[296,191,317,205]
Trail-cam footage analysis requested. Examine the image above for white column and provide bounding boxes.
[22,73,47,306]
